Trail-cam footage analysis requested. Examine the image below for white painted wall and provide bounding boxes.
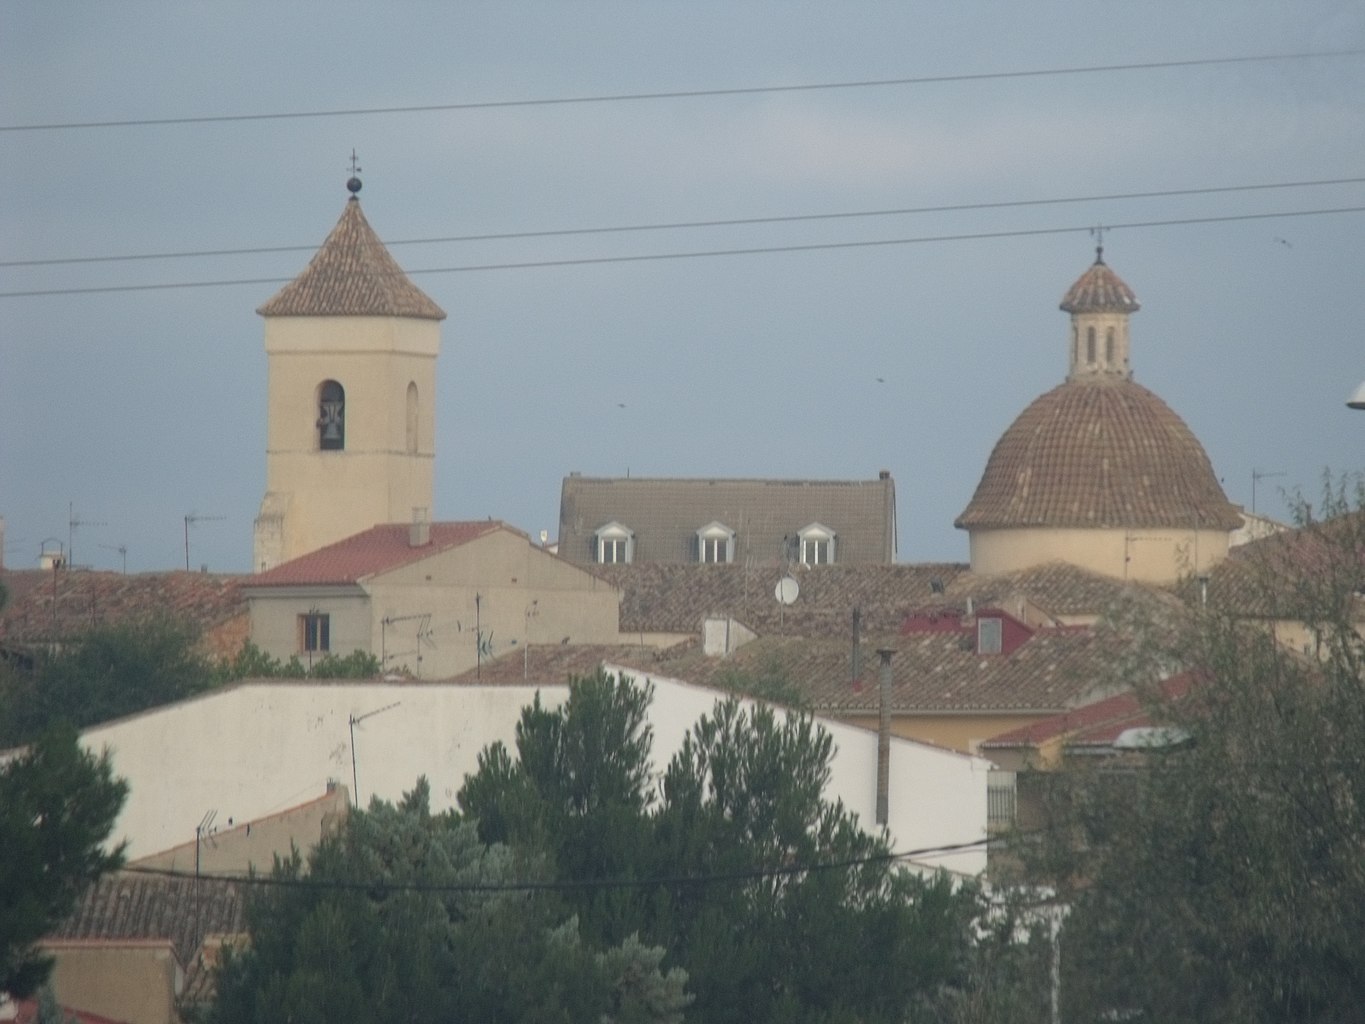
[82,673,989,874]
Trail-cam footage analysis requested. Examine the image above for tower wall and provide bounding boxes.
[254,315,440,570]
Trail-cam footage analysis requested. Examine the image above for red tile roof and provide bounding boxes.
[981,672,1194,749]
[11,998,131,1024]
[248,521,505,586]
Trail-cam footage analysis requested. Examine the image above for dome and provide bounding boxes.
[955,377,1243,531]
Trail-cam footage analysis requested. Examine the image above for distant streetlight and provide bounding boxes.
[1349,379,1365,411]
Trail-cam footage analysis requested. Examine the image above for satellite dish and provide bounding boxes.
[775,576,800,606]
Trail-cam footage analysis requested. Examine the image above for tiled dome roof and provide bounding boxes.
[956,378,1242,531]
[257,197,446,320]
[1059,251,1140,315]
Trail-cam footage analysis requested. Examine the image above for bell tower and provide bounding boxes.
[253,171,447,571]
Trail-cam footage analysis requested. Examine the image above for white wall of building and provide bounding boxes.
[82,673,989,874]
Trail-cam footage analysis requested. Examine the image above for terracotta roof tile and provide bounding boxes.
[471,625,1131,714]
[594,561,1173,638]
[247,521,505,586]
[51,872,245,966]
[256,197,445,320]
[956,378,1242,531]
[1059,252,1140,314]
[0,570,247,645]
[980,673,1193,749]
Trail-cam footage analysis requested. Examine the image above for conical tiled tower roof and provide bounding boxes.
[1059,249,1140,314]
[257,196,446,320]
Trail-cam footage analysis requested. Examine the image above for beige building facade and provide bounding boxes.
[253,179,446,571]
[246,521,625,679]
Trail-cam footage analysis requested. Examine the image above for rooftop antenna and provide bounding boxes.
[349,701,401,806]
[1251,469,1285,516]
[184,511,225,571]
[68,502,106,569]
[100,543,128,574]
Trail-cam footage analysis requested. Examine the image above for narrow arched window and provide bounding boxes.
[318,380,345,450]
[406,382,419,454]
[1072,325,1079,365]
[1086,327,1096,364]
[1105,327,1115,364]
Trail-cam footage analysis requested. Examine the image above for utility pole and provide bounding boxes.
[875,648,895,826]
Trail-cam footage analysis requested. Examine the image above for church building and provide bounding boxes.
[956,250,1243,584]
[253,175,446,571]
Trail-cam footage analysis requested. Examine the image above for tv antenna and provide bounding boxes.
[349,701,401,806]
[69,502,106,569]
[100,543,128,574]
[184,511,225,570]
[1251,469,1285,516]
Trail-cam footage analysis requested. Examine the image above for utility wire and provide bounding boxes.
[5,175,1361,269]
[121,835,992,893]
[4,49,1361,133]
[3,204,1362,299]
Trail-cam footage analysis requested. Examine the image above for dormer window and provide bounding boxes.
[797,523,836,566]
[318,380,345,450]
[696,521,735,564]
[594,521,635,564]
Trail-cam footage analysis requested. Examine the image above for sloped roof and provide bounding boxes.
[50,872,245,966]
[1059,250,1140,314]
[1189,510,1365,619]
[595,559,1173,638]
[557,475,897,567]
[443,624,1123,713]
[0,570,247,644]
[11,998,131,1024]
[956,377,1243,531]
[981,672,1194,750]
[247,521,505,587]
[256,196,446,319]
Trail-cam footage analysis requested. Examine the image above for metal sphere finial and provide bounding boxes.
[346,149,362,195]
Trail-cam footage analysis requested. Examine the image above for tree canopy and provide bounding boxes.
[1028,481,1365,1022]
[0,724,127,998]
[210,778,689,1024]
[459,669,983,1024]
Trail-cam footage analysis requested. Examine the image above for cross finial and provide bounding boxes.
[1090,225,1106,264]
[346,150,363,195]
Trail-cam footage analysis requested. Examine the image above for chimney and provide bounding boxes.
[410,507,430,548]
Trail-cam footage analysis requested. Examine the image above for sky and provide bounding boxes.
[3,3,1364,575]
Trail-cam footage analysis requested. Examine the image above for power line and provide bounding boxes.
[4,49,1361,133]
[5,175,1361,270]
[120,835,991,894]
[3,204,1362,300]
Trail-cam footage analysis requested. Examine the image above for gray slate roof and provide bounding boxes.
[557,475,897,566]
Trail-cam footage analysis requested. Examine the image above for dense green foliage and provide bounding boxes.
[0,724,127,997]
[211,779,689,1024]
[1029,483,1365,1022]
[0,627,382,747]
[459,670,984,1024]
[0,619,216,747]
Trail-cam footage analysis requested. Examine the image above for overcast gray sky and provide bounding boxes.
[3,3,1363,574]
